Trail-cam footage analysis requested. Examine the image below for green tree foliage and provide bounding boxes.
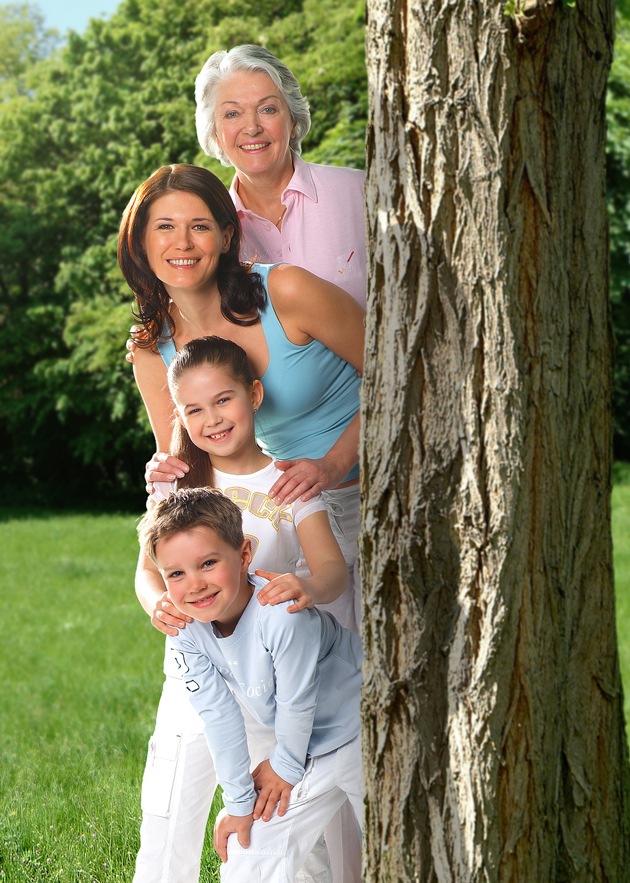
[0,2,59,98]
[3,0,629,500]
[608,0,630,458]
[0,0,366,504]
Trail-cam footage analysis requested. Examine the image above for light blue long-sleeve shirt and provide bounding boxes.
[166,575,362,815]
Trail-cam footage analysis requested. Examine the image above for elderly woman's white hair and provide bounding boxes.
[195,44,311,166]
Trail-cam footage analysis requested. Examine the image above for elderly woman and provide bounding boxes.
[195,44,366,307]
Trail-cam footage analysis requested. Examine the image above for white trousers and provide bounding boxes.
[318,484,361,633]
[133,675,362,883]
[220,736,363,883]
[133,674,275,883]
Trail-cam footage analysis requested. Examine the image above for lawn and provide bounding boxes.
[0,485,628,881]
[0,509,220,881]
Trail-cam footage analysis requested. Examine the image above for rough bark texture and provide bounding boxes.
[361,1,630,880]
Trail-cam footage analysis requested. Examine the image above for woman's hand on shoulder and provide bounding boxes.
[268,456,342,503]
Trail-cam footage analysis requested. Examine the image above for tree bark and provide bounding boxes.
[361,1,630,880]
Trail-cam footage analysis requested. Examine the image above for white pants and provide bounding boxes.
[220,736,363,883]
[295,484,363,883]
[319,484,361,633]
[134,674,275,883]
[134,674,361,883]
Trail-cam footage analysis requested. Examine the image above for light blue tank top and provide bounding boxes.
[157,262,361,480]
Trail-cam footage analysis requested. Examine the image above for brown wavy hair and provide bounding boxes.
[118,164,265,348]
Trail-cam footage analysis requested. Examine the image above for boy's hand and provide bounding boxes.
[252,759,293,821]
[213,809,253,863]
[151,591,192,636]
[255,570,314,613]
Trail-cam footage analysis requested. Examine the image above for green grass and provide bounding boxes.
[1,483,629,882]
[0,509,220,882]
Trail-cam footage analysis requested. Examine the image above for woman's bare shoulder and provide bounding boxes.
[266,264,322,308]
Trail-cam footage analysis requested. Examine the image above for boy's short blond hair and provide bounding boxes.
[138,487,245,563]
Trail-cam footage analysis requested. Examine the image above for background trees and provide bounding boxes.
[1,0,629,507]
[608,0,630,459]
[0,0,366,504]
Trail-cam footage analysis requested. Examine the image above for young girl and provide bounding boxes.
[134,335,351,883]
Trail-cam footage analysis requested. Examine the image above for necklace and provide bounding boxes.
[176,305,212,338]
[275,205,287,229]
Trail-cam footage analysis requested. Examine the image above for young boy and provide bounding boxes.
[137,486,363,882]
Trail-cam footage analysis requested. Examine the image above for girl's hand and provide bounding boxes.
[125,325,148,363]
[213,809,254,862]
[269,457,342,504]
[151,591,193,636]
[251,759,293,821]
[255,570,314,612]
[145,452,190,492]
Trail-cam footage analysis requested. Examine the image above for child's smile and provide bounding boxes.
[189,588,220,609]
[156,525,253,636]
[206,426,234,443]
[173,364,267,474]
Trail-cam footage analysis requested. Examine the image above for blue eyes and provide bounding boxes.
[224,106,278,119]
[167,560,215,579]
[185,398,230,416]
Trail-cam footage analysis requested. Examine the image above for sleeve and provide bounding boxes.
[291,493,327,528]
[261,609,323,784]
[166,633,256,816]
[149,480,177,508]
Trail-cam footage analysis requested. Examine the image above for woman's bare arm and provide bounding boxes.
[132,345,176,451]
[267,264,365,374]
[266,265,365,502]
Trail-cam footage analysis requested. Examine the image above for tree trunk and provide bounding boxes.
[360,1,630,880]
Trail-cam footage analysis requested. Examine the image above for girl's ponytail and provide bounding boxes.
[169,419,213,490]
